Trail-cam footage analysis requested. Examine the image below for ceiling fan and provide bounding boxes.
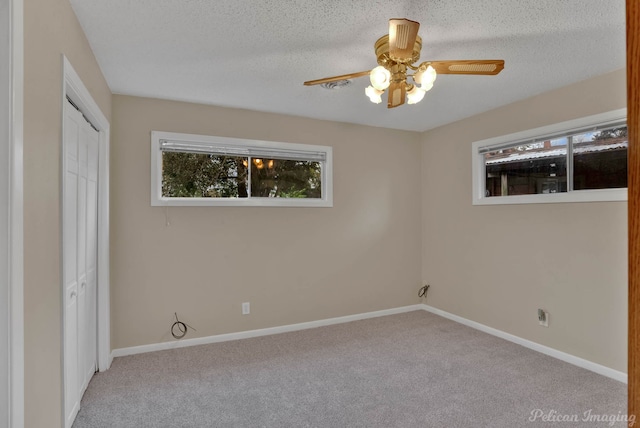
[303,18,504,108]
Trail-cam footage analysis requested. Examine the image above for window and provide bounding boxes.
[472,109,627,205]
[151,131,333,207]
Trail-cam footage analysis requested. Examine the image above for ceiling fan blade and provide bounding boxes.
[303,70,371,86]
[389,18,420,62]
[428,60,505,75]
[387,80,406,108]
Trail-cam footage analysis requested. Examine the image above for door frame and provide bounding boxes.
[61,57,111,419]
[1,0,24,427]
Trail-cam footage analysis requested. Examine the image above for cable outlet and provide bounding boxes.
[242,302,250,315]
[538,309,549,327]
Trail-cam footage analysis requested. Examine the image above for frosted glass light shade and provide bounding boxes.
[365,85,384,103]
[414,65,437,86]
[369,66,391,91]
[406,86,426,104]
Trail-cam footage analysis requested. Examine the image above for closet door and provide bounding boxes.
[76,114,88,396]
[82,121,99,392]
[63,99,99,426]
[63,101,82,426]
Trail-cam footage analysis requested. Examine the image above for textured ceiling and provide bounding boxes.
[69,0,626,132]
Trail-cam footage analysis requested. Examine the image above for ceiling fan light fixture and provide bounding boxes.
[406,85,426,104]
[303,19,504,109]
[370,66,391,90]
[365,85,384,103]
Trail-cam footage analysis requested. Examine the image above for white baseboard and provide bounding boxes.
[111,305,423,359]
[110,303,627,384]
[420,304,627,384]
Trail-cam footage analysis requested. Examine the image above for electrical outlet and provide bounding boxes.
[242,302,250,315]
[538,309,549,327]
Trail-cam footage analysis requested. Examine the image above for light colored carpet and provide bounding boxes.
[73,311,627,427]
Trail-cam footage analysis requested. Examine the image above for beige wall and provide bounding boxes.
[110,95,422,349]
[23,0,111,426]
[421,69,627,372]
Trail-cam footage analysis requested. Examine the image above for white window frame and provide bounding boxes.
[472,108,628,205]
[151,131,333,207]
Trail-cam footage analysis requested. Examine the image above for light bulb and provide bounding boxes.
[365,85,383,104]
[369,66,391,90]
[406,85,426,104]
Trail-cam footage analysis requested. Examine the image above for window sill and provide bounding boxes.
[472,188,627,206]
[151,197,333,208]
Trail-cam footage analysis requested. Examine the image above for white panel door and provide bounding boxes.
[63,101,81,427]
[63,100,99,427]
[82,120,98,393]
[77,117,88,396]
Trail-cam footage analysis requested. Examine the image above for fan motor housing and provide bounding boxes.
[375,34,422,67]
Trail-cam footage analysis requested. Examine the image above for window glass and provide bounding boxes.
[250,158,322,198]
[484,139,567,197]
[162,153,248,198]
[572,126,628,190]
